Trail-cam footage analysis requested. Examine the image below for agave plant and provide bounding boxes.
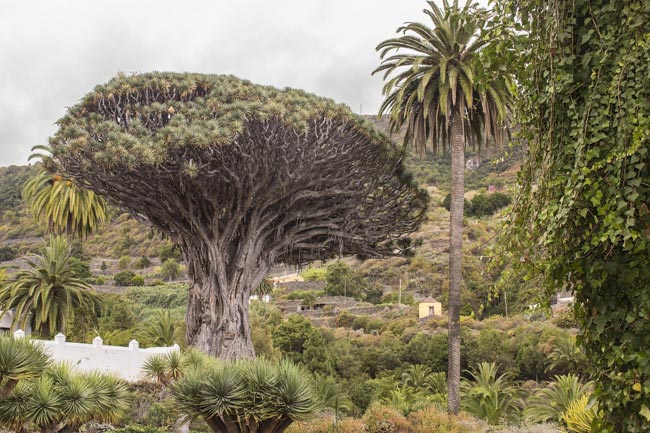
[524,374,592,424]
[0,334,49,399]
[0,362,130,433]
[171,357,320,433]
[460,362,522,425]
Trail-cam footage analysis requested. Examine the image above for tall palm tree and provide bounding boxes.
[0,236,101,339]
[23,145,107,239]
[374,0,513,414]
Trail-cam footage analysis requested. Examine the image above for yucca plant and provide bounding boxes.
[171,357,320,433]
[0,362,130,433]
[0,334,49,399]
[524,374,592,424]
[460,362,522,425]
[0,235,101,338]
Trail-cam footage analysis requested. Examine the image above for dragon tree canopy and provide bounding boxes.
[49,72,428,357]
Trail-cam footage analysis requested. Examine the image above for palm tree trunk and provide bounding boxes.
[447,111,465,414]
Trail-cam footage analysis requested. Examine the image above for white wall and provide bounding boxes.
[14,330,179,382]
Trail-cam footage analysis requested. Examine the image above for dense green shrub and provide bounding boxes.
[0,246,17,262]
[160,258,182,281]
[131,275,145,286]
[468,192,511,217]
[135,255,152,269]
[158,243,181,263]
[114,270,137,286]
[442,192,511,217]
[119,255,131,269]
[300,267,327,282]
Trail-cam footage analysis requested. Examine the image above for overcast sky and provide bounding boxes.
[0,0,485,167]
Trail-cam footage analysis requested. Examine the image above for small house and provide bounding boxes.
[418,297,442,319]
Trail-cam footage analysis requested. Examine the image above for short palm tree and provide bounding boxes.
[142,310,178,347]
[311,373,352,420]
[23,158,107,239]
[0,334,49,399]
[525,374,592,424]
[171,357,320,433]
[460,362,522,425]
[401,364,433,389]
[374,0,513,414]
[0,236,101,338]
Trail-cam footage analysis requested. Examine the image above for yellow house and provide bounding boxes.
[418,297,442,319]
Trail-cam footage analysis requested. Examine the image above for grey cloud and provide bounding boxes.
[0,0,479,166]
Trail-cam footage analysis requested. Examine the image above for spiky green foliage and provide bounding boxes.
[142,348,207,387]
[311,373,352,417]
[525,374,592,425]
[460,362,522,425]
[561,395,598,433]
[142,310,177,347]
[0,362,130,433]
[0,335,49,400]
[171,357,320,433]
[374,0,512,154]
[23,164,107,239]
[0,236,101,338]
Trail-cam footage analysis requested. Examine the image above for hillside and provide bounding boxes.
[0,121,532,317]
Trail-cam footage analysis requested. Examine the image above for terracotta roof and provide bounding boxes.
[420,297,439,303]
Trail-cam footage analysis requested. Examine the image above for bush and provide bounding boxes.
[409,406,485,433]
[118,255,131,269]
[362,403,413,433]
[95,276,106,285]
[160,258,182,281]
[158,243,181,262]
[149,278,164,286]
[114,270,137,286]
[131,275,145,286]
[469,192,511,217]
[300,267,327,281]
[442,192,511,217]
[0,246,17,262]
[135,255,152,269]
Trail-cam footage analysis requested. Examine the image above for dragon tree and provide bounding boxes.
[47,72,428,359]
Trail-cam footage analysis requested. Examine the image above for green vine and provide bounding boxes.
[495,0,650,431]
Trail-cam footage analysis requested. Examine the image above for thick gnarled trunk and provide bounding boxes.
[182,242,269,360]
[447,112,465,415]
